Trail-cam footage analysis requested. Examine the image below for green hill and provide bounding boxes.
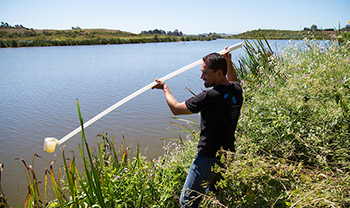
[228,29,337,40]
[0,28,215,48]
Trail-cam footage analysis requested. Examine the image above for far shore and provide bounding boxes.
[0,27,345,48]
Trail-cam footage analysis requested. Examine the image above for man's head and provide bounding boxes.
[201,53,227,88]
[202,53,227,75]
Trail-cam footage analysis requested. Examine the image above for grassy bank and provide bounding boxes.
[227,29,344,40]
[0,36,349,207]
[0,28,216,48]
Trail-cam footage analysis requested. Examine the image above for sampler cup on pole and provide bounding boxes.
[43,137,58,153]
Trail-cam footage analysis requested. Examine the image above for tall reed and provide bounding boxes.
[18,99,195,207]
[0,163,8,208]
[233,32,273,82]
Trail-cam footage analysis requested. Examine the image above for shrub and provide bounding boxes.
[237,37,350,169]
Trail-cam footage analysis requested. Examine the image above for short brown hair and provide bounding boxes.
[202,53,227,75]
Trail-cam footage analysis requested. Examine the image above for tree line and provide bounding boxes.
[304,24,350,32]
[141,29,183,36]
[1,21,30,30]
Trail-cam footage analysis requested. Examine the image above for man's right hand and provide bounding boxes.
[151,78,192,115]
[152,78,166,90]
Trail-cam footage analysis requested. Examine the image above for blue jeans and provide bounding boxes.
[180,155,223,208]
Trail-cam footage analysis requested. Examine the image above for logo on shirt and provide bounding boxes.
[224,94,237,104]
[232,96,237,104]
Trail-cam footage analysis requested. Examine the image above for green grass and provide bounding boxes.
[1,34,349,207]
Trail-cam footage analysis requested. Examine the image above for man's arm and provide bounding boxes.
[224,50,239,82]
[152,79,193,115]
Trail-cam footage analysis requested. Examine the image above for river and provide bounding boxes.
[0,39,293,204]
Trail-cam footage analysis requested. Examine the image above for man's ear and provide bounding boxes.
[216,69,224,77]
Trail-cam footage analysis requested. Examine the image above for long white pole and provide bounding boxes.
[43,41,244,152]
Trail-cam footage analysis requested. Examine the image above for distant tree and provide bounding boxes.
[1,22,11,28]
[174,29,183,36]
[1,22,28,29]
[311,24,317,32]
[166,29,183,36]
[344,24,350,31]
[141,29,183,36]
[14,24,28,29]
[141,29,166,35]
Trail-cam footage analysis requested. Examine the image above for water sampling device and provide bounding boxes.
[43,41,245,153]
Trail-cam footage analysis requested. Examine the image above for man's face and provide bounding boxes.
[200,60,218,88]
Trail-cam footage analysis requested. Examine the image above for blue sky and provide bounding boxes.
[1,0,349,34]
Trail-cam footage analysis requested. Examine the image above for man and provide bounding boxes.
[152,49,243,207]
